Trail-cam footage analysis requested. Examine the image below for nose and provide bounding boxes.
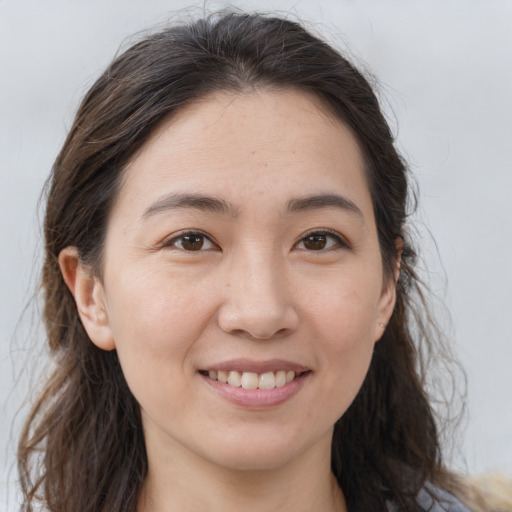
[217,249,299,340]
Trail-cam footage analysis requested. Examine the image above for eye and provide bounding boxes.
[163,231,217,252]
[295,230,347,251]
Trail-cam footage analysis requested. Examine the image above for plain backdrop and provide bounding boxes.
[1,0,511,508]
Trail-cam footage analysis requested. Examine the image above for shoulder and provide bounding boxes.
[387,485,471,512]
[416,485,471,512]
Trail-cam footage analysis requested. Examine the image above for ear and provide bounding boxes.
[58,246,115,351]
[374,238,403,341]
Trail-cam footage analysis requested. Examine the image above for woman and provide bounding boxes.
[18,11,476,512]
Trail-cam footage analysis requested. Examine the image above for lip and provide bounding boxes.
[199,367,311,409]
[201,358,310,374]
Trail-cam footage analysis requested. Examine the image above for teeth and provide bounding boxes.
[275,370,286,387]
[241,372,258,389]
[259,372,275,389]
[206,369,302,389]
[227,371,241,387]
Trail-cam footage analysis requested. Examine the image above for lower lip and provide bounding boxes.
[200,372,310,409]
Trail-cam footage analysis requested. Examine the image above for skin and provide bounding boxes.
[60,89,398,512]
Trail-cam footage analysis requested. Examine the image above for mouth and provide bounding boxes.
[197,359,311,408]
[198,369,309,390]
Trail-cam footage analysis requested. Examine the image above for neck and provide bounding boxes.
[137,428,346,512]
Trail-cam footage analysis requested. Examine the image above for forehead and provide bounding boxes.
[118,88,372,218]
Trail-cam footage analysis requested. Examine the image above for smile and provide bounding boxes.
[198,359,311,408]
[199,369,310,408]
[202,370,304,390]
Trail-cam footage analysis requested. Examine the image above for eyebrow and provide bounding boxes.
[142,192,363,220]
[142,192,240,219]
[287,193,364,218]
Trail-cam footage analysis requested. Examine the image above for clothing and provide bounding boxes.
[416,486,471,512]
[386,485,471,512]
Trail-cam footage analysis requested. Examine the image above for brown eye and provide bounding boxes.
[296,231,345,251]
[165,232,216,251]
[180,234,205,251]
[303,234,327,251]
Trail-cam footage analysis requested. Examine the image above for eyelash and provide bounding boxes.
[161,231,218,252]
[162,229,348,253]
[294,229,348,252]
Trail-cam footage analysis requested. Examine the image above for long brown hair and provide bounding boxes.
[18,12,467,511]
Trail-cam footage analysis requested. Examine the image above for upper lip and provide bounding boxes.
[201,358,310,374]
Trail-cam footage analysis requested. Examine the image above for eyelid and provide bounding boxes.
[160,230,220,251]
[294,229,350,250]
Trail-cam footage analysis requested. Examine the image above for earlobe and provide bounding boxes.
[58,247,116,351]
[375,278,397,341]
[375,241,403,341]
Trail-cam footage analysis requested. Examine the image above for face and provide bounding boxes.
[74,89,396,472]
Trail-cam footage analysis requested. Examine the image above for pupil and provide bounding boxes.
[305,234,326,250]
[182,235,204,250]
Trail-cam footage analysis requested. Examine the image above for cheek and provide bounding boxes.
[103,269,217,394]
[318,323,375,425]
[305,271,382,343]
[303,272,380,414]
[107,267,212,344]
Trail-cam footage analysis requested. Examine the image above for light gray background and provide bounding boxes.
[1,0,511,508]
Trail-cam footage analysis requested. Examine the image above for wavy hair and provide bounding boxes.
[18,12,467,511]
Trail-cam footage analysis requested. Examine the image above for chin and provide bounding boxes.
[213,450,297,472]
[200,429,322,472]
